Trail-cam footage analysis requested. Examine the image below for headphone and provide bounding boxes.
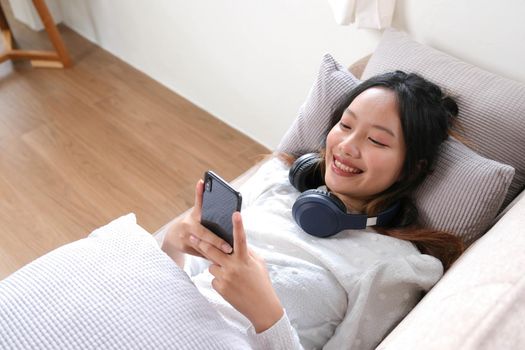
[289,153,400,238]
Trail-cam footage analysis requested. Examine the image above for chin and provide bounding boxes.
[324,171,343,192]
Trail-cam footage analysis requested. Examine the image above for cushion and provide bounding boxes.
[277,53,361,156]
[276,53,515,243]
[0,214,249,350]
[414,137,514,244]
[362,28,525,209]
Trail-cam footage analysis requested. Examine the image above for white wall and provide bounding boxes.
[392,0,525,84]
[9,0,62,31]
[56,0,525,149]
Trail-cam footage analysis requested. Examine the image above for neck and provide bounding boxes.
[334,193,367,214]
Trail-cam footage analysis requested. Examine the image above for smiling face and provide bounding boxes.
[324,87,406,212]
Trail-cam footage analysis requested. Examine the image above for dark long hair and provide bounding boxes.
[324,71,464,270]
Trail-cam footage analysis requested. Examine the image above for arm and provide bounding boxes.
[246,311,304,350]
[195,212,283,332]
[194,212,305,349]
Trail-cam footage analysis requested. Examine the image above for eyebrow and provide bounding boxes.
[345,108,396,137]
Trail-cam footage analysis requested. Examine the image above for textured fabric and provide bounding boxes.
[376,190,525,350]
[0,214,249,350]
[186,157,443,350]
[276,53,515,243]
[277,53,360,156]
[246,312,303,350]
[362,28,525,208]
[414,137,514,244]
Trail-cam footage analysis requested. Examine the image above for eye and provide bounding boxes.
[339,121,351,130]
[369,137,387,147]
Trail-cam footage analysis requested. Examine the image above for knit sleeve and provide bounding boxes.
[246,310,305,350]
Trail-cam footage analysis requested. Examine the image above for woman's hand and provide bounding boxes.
[195,212,284,333]
[161,180,234,268]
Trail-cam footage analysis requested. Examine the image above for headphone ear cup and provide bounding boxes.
[289,153,324,192]
[292,189,348,237]
[325,191,348,213]
[305,189,347,213]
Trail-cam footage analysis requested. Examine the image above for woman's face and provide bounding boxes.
[325,87,406,211]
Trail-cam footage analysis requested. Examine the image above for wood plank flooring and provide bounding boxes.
[0,4,269,279]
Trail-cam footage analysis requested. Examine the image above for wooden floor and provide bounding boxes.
[0,5,269,279]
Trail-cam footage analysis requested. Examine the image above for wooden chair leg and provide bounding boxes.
[0,4,13,64]
[31,0,71,68]
[0,3,10,31]
[0,0,72,68]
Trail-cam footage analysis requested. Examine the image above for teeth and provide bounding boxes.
[335,159,362,174]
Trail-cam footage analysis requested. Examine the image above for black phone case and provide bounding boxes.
[200,171,242,249]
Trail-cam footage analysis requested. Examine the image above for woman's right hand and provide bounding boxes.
[161,179,234,267]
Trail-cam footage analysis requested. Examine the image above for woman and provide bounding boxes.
[161,71,465,349]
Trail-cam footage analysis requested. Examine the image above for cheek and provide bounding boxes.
[325,127,339,148]
[325,128,339,158]
[366,151,404,181]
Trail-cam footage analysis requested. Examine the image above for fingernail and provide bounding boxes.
[189,235,198,244]
[222,243,232,254]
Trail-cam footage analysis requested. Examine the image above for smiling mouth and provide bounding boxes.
[333,158,363,174]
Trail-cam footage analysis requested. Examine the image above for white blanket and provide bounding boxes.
[0,214,249,350]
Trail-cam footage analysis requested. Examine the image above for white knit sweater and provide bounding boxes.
[184,157,443,350]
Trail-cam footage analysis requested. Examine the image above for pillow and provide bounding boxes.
[414,137,514,244]
[0,214,249,350]
[277,53,361,156]
[362,28,525,209]
[276,53,514,243]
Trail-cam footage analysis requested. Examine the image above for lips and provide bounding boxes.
[332,155,364,176]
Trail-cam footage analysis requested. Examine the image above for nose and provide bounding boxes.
[339,135,361,158]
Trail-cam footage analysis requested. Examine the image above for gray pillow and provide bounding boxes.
[0,214,249,350]
[362,28,525,209]
[277,53,360,155]
[277,54,515,243]
[414,137,514,244]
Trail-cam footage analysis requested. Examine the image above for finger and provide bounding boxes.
[191,179,204,220]
[208,263,222,278]
[192,224,233,254]
[186,245,205,259]
[247,247,257,259]
[232,212,248,259]
[187,236,205,260]
[211,277,223,294]
[194,237,229,266]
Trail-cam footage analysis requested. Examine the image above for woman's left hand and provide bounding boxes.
[194,212,284,333]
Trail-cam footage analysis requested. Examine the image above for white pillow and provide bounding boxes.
[0,214,249,349]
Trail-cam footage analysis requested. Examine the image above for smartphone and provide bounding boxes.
[200,170,242,250]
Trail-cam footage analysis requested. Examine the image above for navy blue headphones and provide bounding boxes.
[289,153,400,238]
